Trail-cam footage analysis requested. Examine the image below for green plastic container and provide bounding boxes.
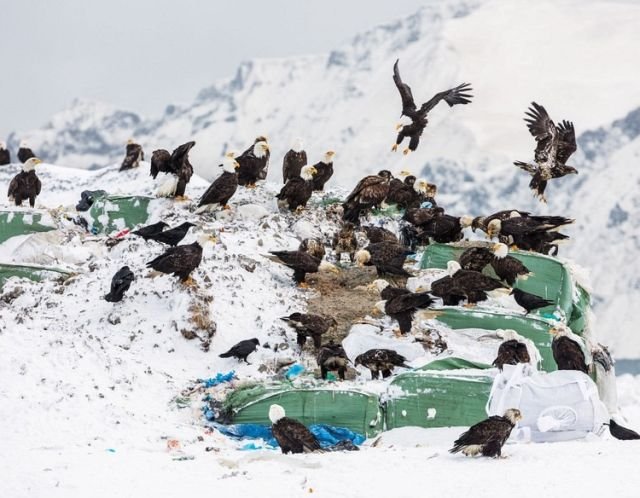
[0,263,72,288]
[87,195,152,234]
[0,210,56,244]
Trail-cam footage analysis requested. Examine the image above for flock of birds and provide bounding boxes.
[2,58,637,457]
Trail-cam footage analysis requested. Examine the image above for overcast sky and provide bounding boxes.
[1,0,428,137]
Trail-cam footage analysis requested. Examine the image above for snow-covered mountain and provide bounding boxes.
[4,0,640,355]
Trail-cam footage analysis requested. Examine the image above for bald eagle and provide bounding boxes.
[280,313,337,349]
[153,141,195,198]
[311,151,336,191]
[269,404,323,454]
[282,137,307,183]
[317,340,349,380]
[332,222,358,263]
[150,149,171,179]
[450,409,522,458]
[471,209,531,233]
[493,339,531,370]
[298,238,326,260]
[550,326,589,374]
[17,141,36,163]
[276,165,317,211]
[264,250,339,286]
[459,246,495,272]
[237,138,270,187]
[392,59,472,154]
[355,348,410,379]
[146,234,214,282]
[511,288,553,314]
[460,244,531,285]
[355,241,414,277]
[514,102,578,202]
[342,170,392,224]
[381,285,433,334]
[104,266,135,303]
[8,157,42,207]
[431,261,510,305]
[360,225,398,244]
[0,141,10,165]
[197,153,240,211]
[219,338,260,363]
[486,216,573,254]
[119,139,144,171]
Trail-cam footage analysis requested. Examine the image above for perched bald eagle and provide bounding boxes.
[237,138,270,187]
[146,234,215,282]
[405,209,473,244]
[460,244,531,285]
[269,404,323,454]
[471,209,531,233]
[355,348,410,379]
[154,141,195,198]
[150,149,171,179]
[311,151,336,191]
[317,340,349,380]
[0,141,10,165]
[386,174,423,209]
[511,288,554,314]
[132,221,169,241]
[380,284,433,334]
[282,138,307,183]
[119,139,144,171]
[514,102,578,202]
[276,165,317,211]
[493,339,531,370]
[104,266,135,303]
[360,225,398,244]
[450,409,522,458]
[197,153,240,211]
[8,157,42,207]
[550,326,589,374]
[17,140,36,163]
[402,206,445,227]
[459,246,495,272]
[280,313,337,349]
[264,250,338,285]
[392,59,473,154]
[332,222,358,262]
[355,241,414,277]
[431,261,510,305]
[342,170,392,224]
[486,215,573,241]
[298,238,326,260]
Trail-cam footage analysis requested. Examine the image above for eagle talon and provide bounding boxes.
[297,282,310,289]
[223,204,232,211]
[181,276,198,288]
[391,144,398,152]
[402,148,411,155]
[395,123,404,131]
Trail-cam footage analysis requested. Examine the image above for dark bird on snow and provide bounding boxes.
[317,340,349,380]
[17,140,36,163]
[237,137,270,187]
[143,221,196,246]
[493,339,531,370]
[360,224,398,244]
[0,141,10,165]
[131,221,169,241]
[7,157,42,207]
[430,261,510,305]
[450,409,522,458]
[119,139,144,171]
[298,238,326,261]
[269,404,323,454]
[354,348,410,379]
[282,138,307,183]
[392,59,473,154]
[342,170,393,225]
[379,283,433,334]
[197,152,240,211]
[154,141,195,198]
[219,338,260,363]
[150,149,171,178]
[280,313,337,349]
[511,288,554,314]
[607,419,640,441]
[514,102,578,202]
[146,234,215,283]
[104,266,135,303]
[264,250,338,286]
[311,150,336,191]
[75,190,107,212]
[550,326,589,374]
[332,222,358,263]
[355,241,414,277]
[276,165,317,211]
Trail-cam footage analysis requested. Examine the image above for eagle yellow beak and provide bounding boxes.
[234,161,240,170]
[34,158,42,165]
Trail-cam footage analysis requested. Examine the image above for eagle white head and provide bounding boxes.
[487,219,502,238]
[447,260,461,276]
[373,279,390,293]
[355,249,371,266]
[397,169,412,178]
[459,215,474,228]
[126,138,136,145]
[503,408,523,425]
[0,141,6,150]
[19,140,30,149]
[253,141,270,158]
[492,242,509,259]
[414,178,429,194]
[323,150,336,164]
[291,137,304,152]
[318,260,340,274]
[221,152,239,173]
[300,165,317,181]
[269,404,286,423]
[22,157,42,172]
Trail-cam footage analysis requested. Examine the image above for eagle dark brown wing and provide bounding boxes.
[393,59,418,117]
[146,241,203,281]
[459,247,493,272]
[419,83,473,115]
[198,171,238,207]
[524,102,556,163]
[555,120,576,165]
[493,340,531,370]
[552,336,588,374]
[272,417,322,454]
[150,149,171,179]
[282,149,307,183]
[450,416,514,456]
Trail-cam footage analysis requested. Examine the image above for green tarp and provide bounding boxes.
[86,195,152,234]
[0,210,56,244]
[0,263,72,287]
[224,382,383,437]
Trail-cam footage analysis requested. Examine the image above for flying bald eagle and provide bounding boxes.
[342,170,393,225]
[17,140,36,163]
[317,340,349,380]
[146,234,215,283]
[0,141,10,165]
[392,59,473,154]
[332,222,358,263]
[550,326,589,374]
[311,151,336,191]
[153,141,195,198]
[282,138,307,183]
[355,348,410,379]
[431,261,510,305]
[450,409,522,458]
[493,339,531,370]
[280,313,337,349]
[119,139,144,171]
[380,284,433,334]
[8,157,42,207]
[355,241,414,277]
[197,153,240,211]
[298,238,326,260]
[104,266,135,303]
[269,404,323,454]
[514,102,578,202]
[276,165,317,211]
[264,250,339,286]
[237,138,270,187]
[511,288,554,314]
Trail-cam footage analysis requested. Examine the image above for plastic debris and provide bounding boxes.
[199,371,236,388]
[285,363,305,379]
